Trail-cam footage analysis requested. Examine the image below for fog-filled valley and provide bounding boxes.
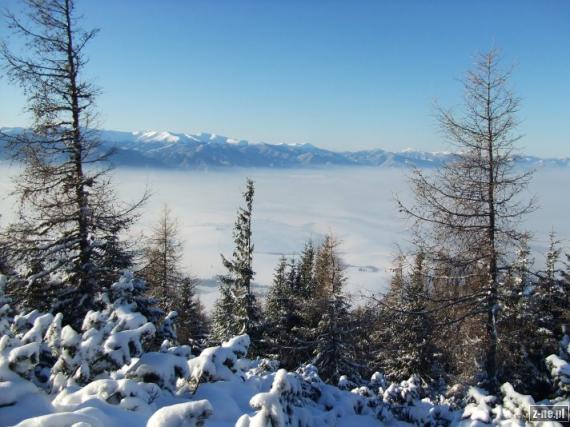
[2,163,567,308]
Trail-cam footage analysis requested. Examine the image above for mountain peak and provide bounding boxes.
[1,126,568,170]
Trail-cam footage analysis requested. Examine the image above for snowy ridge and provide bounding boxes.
[1,126,569,170]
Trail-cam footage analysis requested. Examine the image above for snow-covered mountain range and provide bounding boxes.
[1,127,568,169]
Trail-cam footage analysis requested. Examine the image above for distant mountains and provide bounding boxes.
[1,127,568,169]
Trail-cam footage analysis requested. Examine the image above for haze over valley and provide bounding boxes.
[1,162,567,309]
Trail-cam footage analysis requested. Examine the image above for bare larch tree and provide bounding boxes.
[141,205,185,313]
[398,49,534,392]
[1,0,143,327]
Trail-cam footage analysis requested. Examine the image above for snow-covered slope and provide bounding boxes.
[1,127,568,170]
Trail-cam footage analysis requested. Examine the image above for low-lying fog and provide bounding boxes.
[1,163,568,309]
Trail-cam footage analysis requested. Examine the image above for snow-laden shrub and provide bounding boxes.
[459,387,497,426]
[496,382,535,422]
[52,377,160,416]
[0,356,54,426]
[146,400,213,427]
[545,334,570,397]
[48,272,158,389]
[127,352,189,392]
[0,274,14,337]
[188,334,251,388]
[546,354,570,396]
[8,341,40,377]
[380,375,455,426]
[236,369,314,427]
[21,313,54,344]
[158,310,178,343]
[12,410,106,427]
[238,365,400,427]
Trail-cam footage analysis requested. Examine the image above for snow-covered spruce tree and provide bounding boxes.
[535,232,565,340]
[297,240,316,299]
[295,240,328,364]
[561,250,570,332]
[0,274,14,337]
[174,276,209,347]
[397,49,534,393]
[375,252,439,383]
[49,271,157,387]
[495,238,558,397]
[311,235,359,384]
[369,256,403,373]
[140,205,186,313]
[212,179,261,350]
[510,232,569,398]
[1,0,144,328]
[264,256,304,369]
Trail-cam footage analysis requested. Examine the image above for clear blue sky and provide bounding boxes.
[1,0,569,156]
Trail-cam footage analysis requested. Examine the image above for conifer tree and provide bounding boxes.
[533,233,563,340]
[141,205,185,313]
[561,252,570,332]
[212,179,261,347]
[374,253,438,383]
[264,256,303,369]
[174,276,209,346]
[397,50,534,392]
[497,239,548,395]
[1,0,143,328]
[297,240,316,299]
[211,281,237,343]
[311,236,358,383]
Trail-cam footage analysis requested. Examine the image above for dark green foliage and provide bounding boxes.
[264,257,304,369]
[374,253,439,383]
[311,236,359,384]
[174,276,209,346]
[212,179,261,349]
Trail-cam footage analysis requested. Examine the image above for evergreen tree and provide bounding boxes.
[212,179,261,348]
[264,256,303,369]
[174,276,209,347]
[311,236,358,383]
[561,252,570,333]
[211,280,237,343]
[497,239,548,395]
[1,0,143,328]
[374,253,439,383]
[533,233,562,342]
[297,240,316,299]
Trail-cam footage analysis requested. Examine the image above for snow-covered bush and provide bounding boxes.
[381,375,455,426]
[188,334,251,388]
[459,387,497,426]
[52,377,160,415]
[146,400,213,427]
[4,267,566,427]
[236,369,314,427]
[497,382,535,422]
[127,352,189,392]
[0,274,14,337]
[546,354,570,396]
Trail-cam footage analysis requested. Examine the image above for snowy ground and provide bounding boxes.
[1,163,568,309]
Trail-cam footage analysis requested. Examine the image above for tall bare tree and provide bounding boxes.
[1,0,143,327]
[141,205,185,312]
[398,49,534,392]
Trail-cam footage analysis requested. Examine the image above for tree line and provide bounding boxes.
[0,0,568,401]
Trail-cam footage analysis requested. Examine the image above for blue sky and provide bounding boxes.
[1,0,569,156]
